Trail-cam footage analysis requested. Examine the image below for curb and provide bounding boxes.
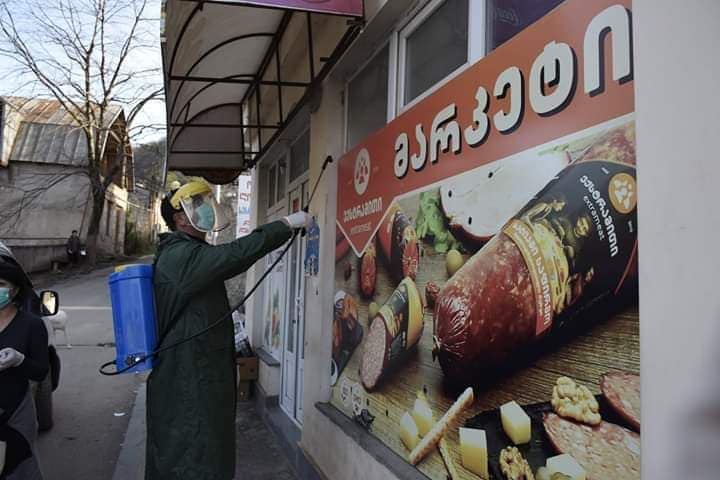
[112,383,147,480]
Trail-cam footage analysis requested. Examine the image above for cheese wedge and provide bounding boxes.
[459,427,488,478]
[411,396,434,437]
[399,412,420,450]
[500,400,531,445]
[546,454,586,480]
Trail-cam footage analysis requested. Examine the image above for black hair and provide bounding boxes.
[161,189,181,231]
[0,257,30,301]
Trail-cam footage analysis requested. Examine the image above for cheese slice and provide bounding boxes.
[546,454,586,480]
[459,427,488,478]
[399,412,420,450]
[411,396,434,437]
[500,400,532,445]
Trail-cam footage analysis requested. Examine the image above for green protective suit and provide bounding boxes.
[145,221,292,480]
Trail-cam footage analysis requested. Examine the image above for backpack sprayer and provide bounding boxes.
[99,156,333,376]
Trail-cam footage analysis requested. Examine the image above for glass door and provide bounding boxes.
[280,182,307,424]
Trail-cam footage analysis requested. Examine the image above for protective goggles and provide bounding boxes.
[171,182,230,233]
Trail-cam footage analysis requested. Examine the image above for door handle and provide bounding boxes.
[295,297,304,318]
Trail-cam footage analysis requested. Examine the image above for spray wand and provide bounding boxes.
[100,155,333,376]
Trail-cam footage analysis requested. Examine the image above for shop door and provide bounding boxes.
[280,183,307,424]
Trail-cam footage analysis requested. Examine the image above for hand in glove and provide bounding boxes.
[282,211,313,230]
[0,348,25,371]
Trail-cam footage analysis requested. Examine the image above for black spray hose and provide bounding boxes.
[100,156,333,376]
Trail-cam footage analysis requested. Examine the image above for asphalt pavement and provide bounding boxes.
[33,261,149,480]
[30,258,297,480]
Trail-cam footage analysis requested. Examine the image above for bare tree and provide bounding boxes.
[0,0,164,265]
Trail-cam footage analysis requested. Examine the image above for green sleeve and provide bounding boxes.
[175,220,293,294]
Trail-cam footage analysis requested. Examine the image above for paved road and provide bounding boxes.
[34,262,149,480]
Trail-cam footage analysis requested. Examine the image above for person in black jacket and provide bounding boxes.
[0,256,49,480]
[65,230,81,266]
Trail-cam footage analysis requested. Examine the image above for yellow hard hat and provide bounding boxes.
[168,181,228,233]
[170,181,212,209]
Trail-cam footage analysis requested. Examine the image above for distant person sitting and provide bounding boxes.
[66,230,81,266]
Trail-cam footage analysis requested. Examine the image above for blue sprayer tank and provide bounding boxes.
[108,264,157,373]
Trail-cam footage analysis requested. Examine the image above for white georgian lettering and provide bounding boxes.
[464,86,490,147]
[430,104,461,164]
[394,132,409,178]
[493,66,523,132]
[410,124,428,171]
[530,41,576,115]
[584,4,633,95]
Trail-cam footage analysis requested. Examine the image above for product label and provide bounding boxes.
[503,160,638,335]
[382,281,411,364]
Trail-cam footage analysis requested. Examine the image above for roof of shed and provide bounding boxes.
[2,96,124,167]
[2,96,122,127]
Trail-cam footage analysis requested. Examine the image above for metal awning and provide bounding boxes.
[161,0,362,183]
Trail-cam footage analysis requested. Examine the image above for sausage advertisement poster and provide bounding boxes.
[332,1,639,479]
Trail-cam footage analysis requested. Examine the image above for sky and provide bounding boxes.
[0,0,167,144]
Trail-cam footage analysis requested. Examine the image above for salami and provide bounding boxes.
[378,205,420,282]
[543,413,640,480]
[435,234,536,384]
[434,123,638,386]
[360,278,423,390]
[336,228,351,261]
[332,315,343,360]
[577,123,636,166]
[601,372,640,432]
[359,242,377,298]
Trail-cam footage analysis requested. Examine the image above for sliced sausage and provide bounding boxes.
[360,278,423,390]
[601,372,640,432]
[544,413,640,480]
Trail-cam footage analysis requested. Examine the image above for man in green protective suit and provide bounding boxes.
[146,181,311,480]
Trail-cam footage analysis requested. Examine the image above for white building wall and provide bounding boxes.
[293,34,399,480]
[298,1,410,477]
[635,1,720,479]
[0,161,127,271]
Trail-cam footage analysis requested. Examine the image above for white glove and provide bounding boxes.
[0,348,25,371]
[283,211,312,230]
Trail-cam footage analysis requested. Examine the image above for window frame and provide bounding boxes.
[263,130,310,219]
[396,0,486,115]
[343,39,394,153]
[288,126,311,188]
[265,155,287,217]
[342,0,487,153]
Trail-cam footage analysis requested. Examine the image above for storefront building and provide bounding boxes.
[162,1,719,479]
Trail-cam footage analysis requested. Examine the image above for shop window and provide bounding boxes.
[289,130,309,182]
[485,0,565,52]
[399,0,469,108]
[346,44,390,150]
[276,157,287,205]
[267,164,277,210]
[105,200,112,236]
[265,153,290,211]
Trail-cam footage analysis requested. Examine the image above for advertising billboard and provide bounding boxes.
[236,174,253,238]
[332,1,638,478]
